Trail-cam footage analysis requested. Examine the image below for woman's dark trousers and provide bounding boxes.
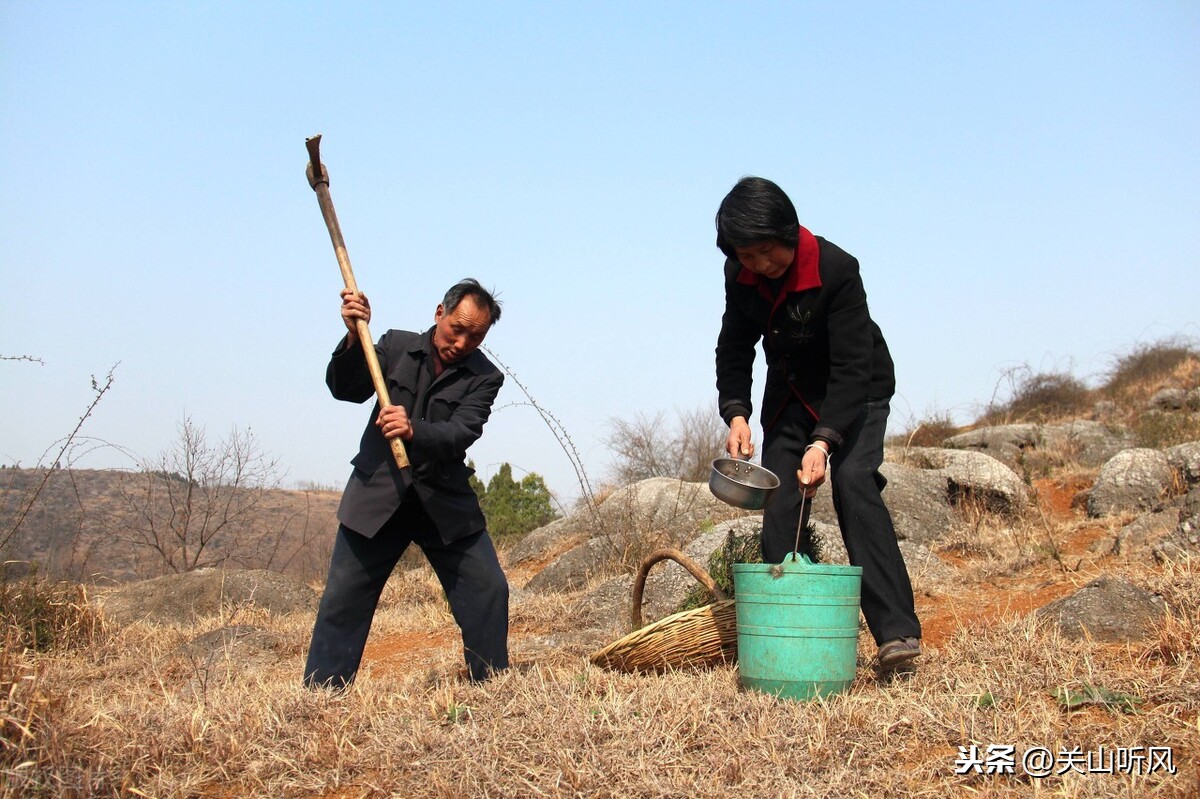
[761,399,922,645]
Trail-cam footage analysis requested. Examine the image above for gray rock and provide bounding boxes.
[897,447,1030,513]
[1087,449,1174,516]
[522,477,744,595]
[593,477,737,538]
[878,461,956,545]
[1187,387,1200,411]
[179,624,287,669]
[1148,388,1188,411]
[1097,510,1178,559]
[507,516,586,566]
[1166,441,1200,487]
[522,538,611,594]
[1155,488,1200,563]
[1040,421,1136,469]
[1036,577,1168,642]
[898,540,957,586]
[513,629,609,662]
[97,568,317,625]
[943,424,1040,471]
[637,518,762,616]
[569,573,635,636]
[811,520,848,565]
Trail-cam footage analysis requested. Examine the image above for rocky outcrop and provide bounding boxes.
[510,477,740,569]
[96,568,317,625]
[1036,577,1168,642]
[895,447,1030,513]
[944,421,1135,470]
[1087,449,1174,516]
[1166,441,1200,487]
[1040,421,1137,468]
[942,424,1039,471]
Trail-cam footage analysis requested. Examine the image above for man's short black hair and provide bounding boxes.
[444,278,502,325]
[715,176,800,258]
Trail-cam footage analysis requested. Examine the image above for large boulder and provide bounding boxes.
[96,568,317,625]
[807,460,954,546]
[897,447,1030,513]
[637,518,763,617]
[591,477,738,539]
[943,424,1040,471]
[568,573,635,637]
[1087,449,1174,517]
[521,477,745,593]
[1155,487,1200,563]
[1096,510,1178,560]
[179,625,289,670]
[506,516,586,567]
[877,461,957,545]
[1165,441,1200,488]
[522,537,611,594]
[1148,388,1188,411]
[945,421,1136,471]
[1040,421,1137,469]
[515,478,742,570]
[1036,577,1168,642]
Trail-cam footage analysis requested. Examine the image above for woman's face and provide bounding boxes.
[734,240,795,279]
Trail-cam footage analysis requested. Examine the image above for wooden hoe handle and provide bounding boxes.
[305,134,409,470]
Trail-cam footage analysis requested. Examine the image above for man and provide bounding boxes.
[714,177,922,675]
[304,278,508,687]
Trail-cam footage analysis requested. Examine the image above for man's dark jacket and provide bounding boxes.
[716,233,895,450]
[327,328,503,542]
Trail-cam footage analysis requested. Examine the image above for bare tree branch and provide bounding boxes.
[0,365,118,554]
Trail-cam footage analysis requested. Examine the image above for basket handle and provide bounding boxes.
[631,548,727,630]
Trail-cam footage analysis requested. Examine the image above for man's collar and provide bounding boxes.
[735,225,822,295]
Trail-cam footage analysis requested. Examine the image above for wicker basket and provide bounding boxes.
[589,548,737,673]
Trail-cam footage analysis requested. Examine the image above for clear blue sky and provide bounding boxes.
[2,1,1197,504]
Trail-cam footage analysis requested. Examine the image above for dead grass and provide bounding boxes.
[4,339,1200,797]
[4,528,1198,797]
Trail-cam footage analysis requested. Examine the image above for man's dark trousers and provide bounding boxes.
[761,398,921,646]
[304,497,509,686]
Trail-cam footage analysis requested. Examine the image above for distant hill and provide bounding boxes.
[0,468,341,584]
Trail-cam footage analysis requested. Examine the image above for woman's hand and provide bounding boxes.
[797,441,829,498]
[726,416,754,459]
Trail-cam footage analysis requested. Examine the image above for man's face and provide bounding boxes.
[433,295,492,363]
[734,240,795,279]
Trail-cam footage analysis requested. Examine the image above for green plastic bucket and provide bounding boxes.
[732,554,863,701]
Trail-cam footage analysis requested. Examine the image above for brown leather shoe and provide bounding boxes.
[877,637,921,673]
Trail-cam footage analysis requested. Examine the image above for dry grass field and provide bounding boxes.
[2,472,1198,798]
[3,342,1199,797]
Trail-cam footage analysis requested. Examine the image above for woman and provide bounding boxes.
[714,176,922,674]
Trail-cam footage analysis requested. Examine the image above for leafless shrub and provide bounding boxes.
[979,366,1093,425]
[890,411,960,450]
[0,366,117,558]
[1102,336,1199,399]
[108,417,284,574]
[605,403,726,485]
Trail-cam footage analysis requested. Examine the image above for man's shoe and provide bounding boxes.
[877,637,921,674]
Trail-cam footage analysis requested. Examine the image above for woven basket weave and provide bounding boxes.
[589,548,738,673]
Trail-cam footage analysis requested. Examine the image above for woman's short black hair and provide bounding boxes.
[714,176,800,258]
[444,278,502,325]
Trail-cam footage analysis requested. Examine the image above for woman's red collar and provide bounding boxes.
[735,225,821,295]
